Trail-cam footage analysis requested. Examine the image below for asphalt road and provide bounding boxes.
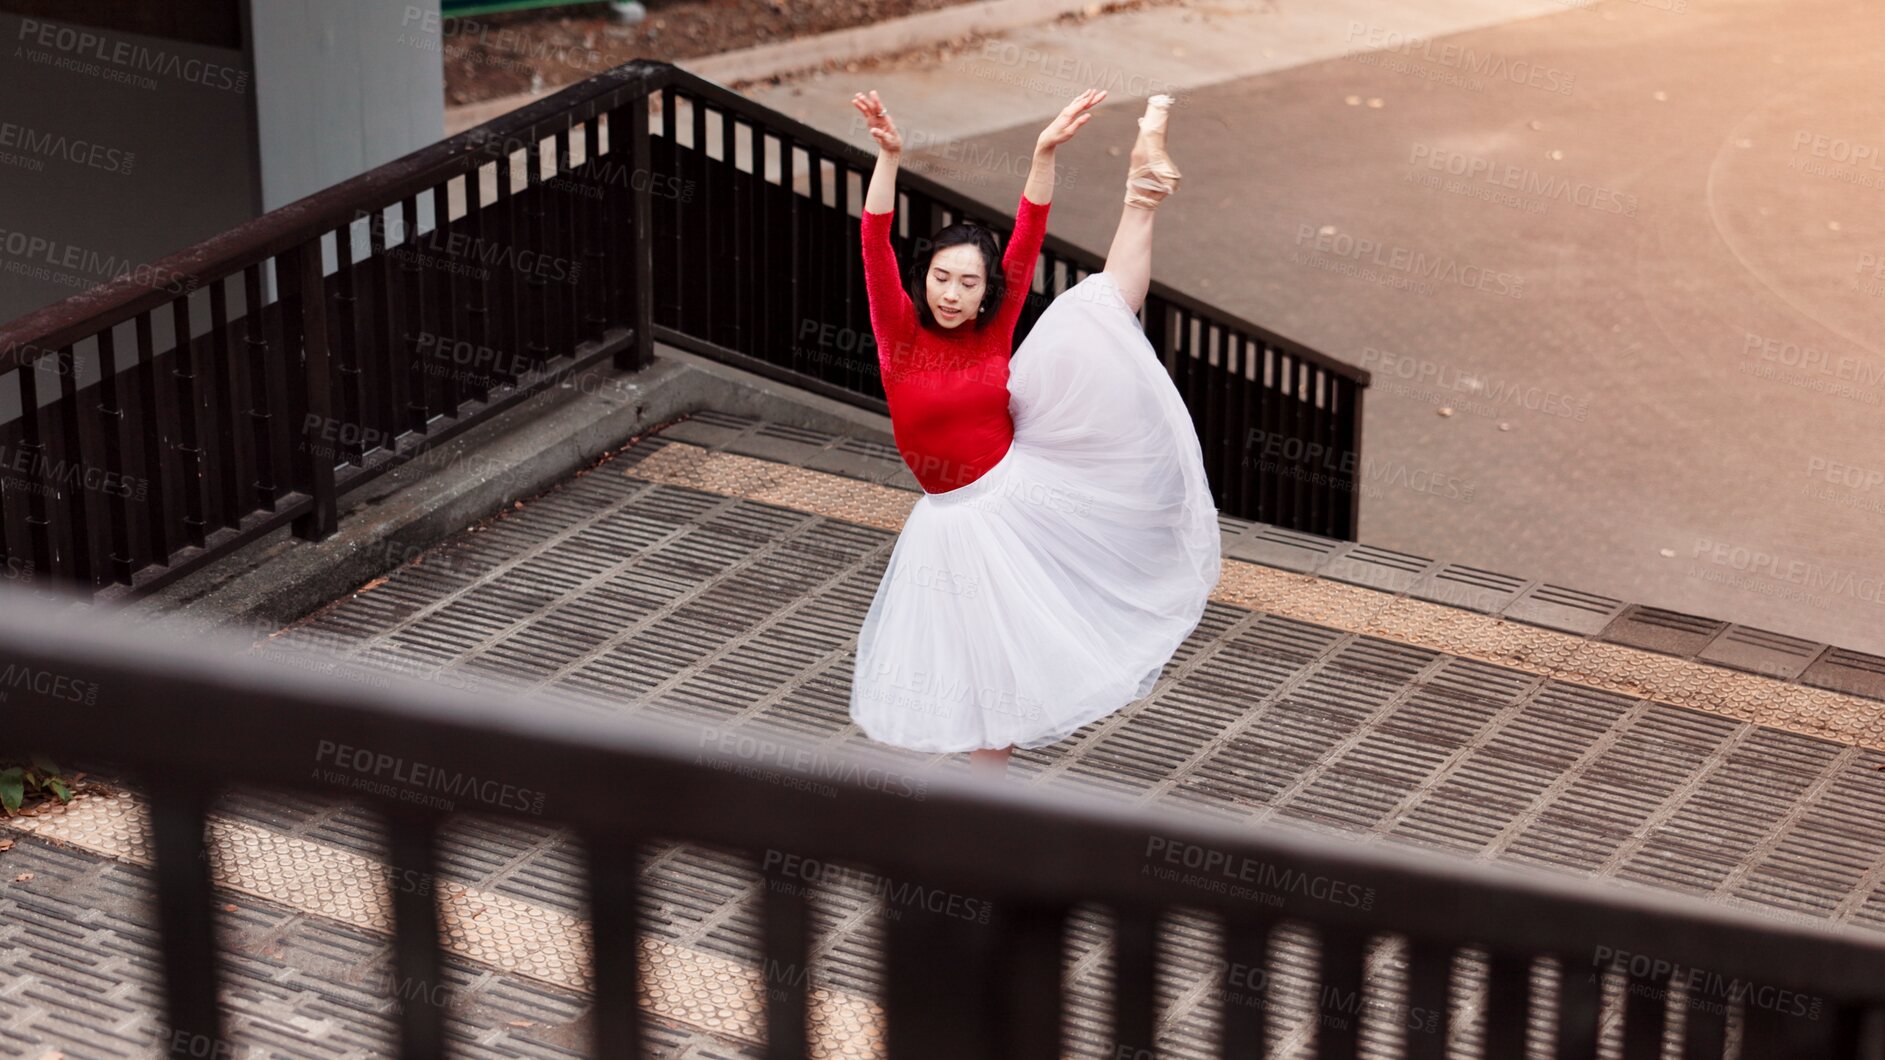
[760,0,1885,654]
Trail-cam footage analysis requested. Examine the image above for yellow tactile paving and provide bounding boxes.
[628,440,1885,752]
[630,443,914,532]
[4,791,885,1058]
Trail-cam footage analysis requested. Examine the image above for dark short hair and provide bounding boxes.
[906,221,1004,332]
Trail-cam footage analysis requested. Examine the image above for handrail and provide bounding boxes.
[652,66,1370,387]
[3,588,1883,1057]
[0,60,1368,387]
[0,58,1369,606]
[0,62,662,369]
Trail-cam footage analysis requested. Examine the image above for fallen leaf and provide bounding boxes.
[507,1019,536,1028]
[0,839,13,852]
[13,872,33,882]
[223,904,239,912]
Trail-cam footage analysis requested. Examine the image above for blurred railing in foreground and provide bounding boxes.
[0,60,1367,604]
[4,590,1882,1059]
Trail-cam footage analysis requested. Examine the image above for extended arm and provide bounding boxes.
[854,91,915,346]
[1021,145,1058,207]
[992,189,1050,332]
[991,90,1105,329]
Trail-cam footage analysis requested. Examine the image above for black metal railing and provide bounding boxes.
[635,70,1370,538]
[4,591,1884,1059]
[0,60,1367,604]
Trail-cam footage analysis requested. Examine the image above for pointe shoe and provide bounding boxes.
[1124,93,1181,209]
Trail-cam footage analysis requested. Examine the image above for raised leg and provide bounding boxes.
[1103,94,1180,314]
[1104,205,1157,315]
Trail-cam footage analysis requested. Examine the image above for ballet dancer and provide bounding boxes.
[847,86,1219,777]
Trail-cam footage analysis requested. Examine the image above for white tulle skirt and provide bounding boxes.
[849,271,1222,753]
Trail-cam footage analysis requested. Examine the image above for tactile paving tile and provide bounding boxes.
[620,439,1885,753]
[3,792,884,1058]
[629,441,915,532]
[1408,563,1530,615]
[1501,581,1626,636]
[723,421,841,467]
[1225,524,1342,572]
[1799,647,1885,701]
[1318,542,1436,594]
[1598,604,1729,658]
[1697,624,1827,681]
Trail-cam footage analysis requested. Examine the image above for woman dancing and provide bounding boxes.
[847,86,1221,776]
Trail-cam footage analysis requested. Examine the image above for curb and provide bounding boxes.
[446,0,1110,136]
[123,347,894,640]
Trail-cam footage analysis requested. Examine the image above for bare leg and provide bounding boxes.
[968,745,1013,777]
[1104,94,1180,315]
[1105,203,1157,314]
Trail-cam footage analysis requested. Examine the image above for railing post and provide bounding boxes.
[148,782,223,1059]
[387,810,446,1060]
[625,95,655,372]
[884,872,1006,1058]
[1112,908,1160,1060]
[283,240,337,540]
[588,837,645,1058]
[1343,381,1365,541]
[762,858,810,1060]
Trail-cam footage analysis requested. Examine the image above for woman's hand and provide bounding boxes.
[1035,88,1107,152]
[851,90,903,155]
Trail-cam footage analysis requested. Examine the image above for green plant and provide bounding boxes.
[0,757,75,816]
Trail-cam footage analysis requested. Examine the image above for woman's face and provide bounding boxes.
[925,244,986,329]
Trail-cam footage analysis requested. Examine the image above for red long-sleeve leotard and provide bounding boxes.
[860,193,1050,494]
